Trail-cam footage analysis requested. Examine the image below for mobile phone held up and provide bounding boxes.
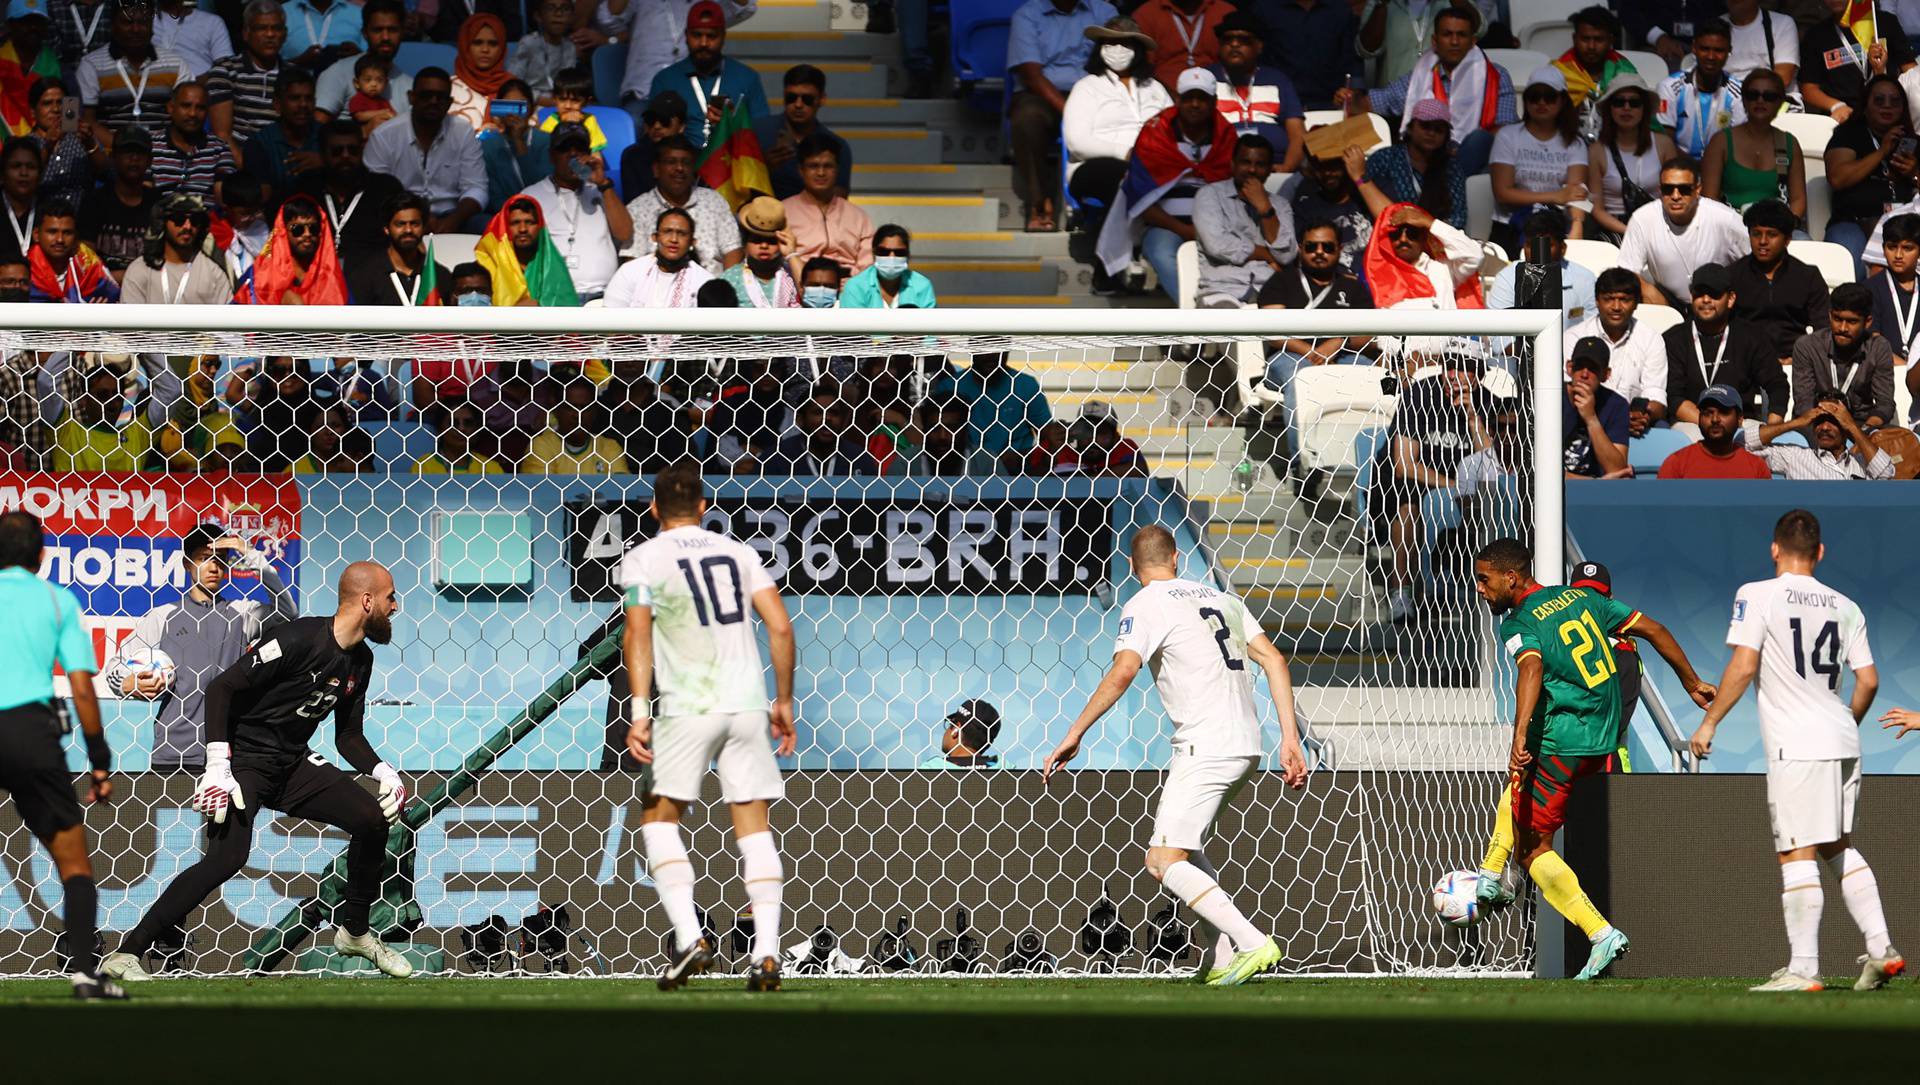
[488,99,529,120]
[61,97,82,134]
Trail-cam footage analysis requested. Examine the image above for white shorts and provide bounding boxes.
[1149,752,1259,851]
[1766,757,1860,852]
[649,710,784,804]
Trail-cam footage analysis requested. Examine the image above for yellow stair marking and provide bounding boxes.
[917,231,1013,241]
[945,294,1074,305]
[1208,523,1280,536]
[1123,426,1187,436]
[1221,557,1317,569]
[1052,392,1158,404]
[852,195,985,206]
[1244,586,1341,601]
[915,260,1042,273]
[1153,459,1219,470]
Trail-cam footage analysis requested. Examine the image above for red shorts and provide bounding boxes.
[1512,753,1614,835]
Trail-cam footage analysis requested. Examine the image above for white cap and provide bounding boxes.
[1175,67,1216,97]
[1525,64,1568,93]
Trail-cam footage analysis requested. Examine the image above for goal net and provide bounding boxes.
[0,305,1562,978]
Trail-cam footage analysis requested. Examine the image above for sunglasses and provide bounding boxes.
[1389,225,1429,241]
[1523,88,1561,104]
[165,212,195,225]
[1609,96,1645,110]
[874,246,909,256]
[1743,89,1784,103]
[1300,240,1338,253]
[1869,94,1905,106]
[784,92,818,105]
[1661,183,1696,195]
[287,222,319,237]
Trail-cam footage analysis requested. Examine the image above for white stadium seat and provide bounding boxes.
[1789,239,1857,289]
[1295,365,1394,474]
[1774,112,1837,157]
[1563,238,1621,277]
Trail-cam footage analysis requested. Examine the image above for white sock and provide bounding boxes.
[1781,859,1823,977]
[1183,853,1234,966]
[1161,860,1263,953]
[736,830,784,962]
[1826,849,1894,958]
[640,822,702,952]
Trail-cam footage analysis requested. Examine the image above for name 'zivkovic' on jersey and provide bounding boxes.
[1728,572,1873,761]
[619,524,777,717]
[1114,577,1263,757]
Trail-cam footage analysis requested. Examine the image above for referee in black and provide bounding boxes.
[103,561,415,981]
[0,511,124,999]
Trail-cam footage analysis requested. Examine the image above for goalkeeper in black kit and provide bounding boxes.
[103,562,414,981]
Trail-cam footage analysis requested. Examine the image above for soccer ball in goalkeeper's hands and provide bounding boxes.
[116,650,176,689]
[1430,870,1485,929]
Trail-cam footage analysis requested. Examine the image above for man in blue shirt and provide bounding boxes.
[1563,336,1631,478]
[648,0,770,150]
[934,350,1053,473]
[0,510,123,999]
[1249,0,1358,111]
[1007,0,1117,232]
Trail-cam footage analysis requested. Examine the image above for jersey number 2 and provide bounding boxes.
[677,556,744,627]
[1198,607,1246,671]
[1789,618,1842,691]
[1558,611,1617,689]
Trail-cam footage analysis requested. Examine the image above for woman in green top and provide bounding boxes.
[1703,69,1806,223]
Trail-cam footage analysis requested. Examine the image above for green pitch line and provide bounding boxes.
[2,977,1915,1079]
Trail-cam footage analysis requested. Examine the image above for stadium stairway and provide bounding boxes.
[730,1,1133,307]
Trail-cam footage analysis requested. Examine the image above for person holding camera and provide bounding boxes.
[521,122,629,302]
[921,698,1001,769]
[1823,74,1919,277]
[108,522,298,772]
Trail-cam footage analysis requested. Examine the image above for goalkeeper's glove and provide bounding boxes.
[371,762,407,825]
[192,742,245,824]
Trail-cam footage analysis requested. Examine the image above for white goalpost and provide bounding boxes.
[0,303,1562,978]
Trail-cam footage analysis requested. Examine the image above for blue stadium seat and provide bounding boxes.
[367,420,436,469]
[953,0,1024,104]
[534,106,636,193]
[1771,430,1809,447]
[394,42,458,77]
[592,42,629,109]
[1628,429,1693,475]
[1352,425,1388,521]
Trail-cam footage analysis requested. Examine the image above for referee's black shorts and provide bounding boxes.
[0,702,84,839]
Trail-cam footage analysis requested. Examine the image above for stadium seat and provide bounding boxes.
[429,232,481,268]
[1234,339,1282,411]
[1295,365,1394,475]
[1563,238,1620,278]
[367,420,436,468]
[394,42,457,77]
[534,106,636,192]
[592,41,628,108]
[1517,21,1570,56]
[1466,173,1492,240]
[1775,112,1836,157]
[1619,49,1671,86]
[1351,423,1388,522]
[952,0,1022,105]
[1628,428,1693,475]
[1771,430,1810,447]
[1483,49,1551,86]
[1805,175,1831,240]
[1789,239,1854,289]
[1176,240,1199,309]
[1636,303,1683,335]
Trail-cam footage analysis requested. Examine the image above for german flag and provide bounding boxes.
[696,100,772,213]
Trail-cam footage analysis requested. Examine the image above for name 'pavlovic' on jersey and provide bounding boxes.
[1113,577,1263,758]
[1727,572,1873,762]
[619,525,778,718]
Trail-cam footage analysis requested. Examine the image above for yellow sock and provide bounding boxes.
[1528,850,1610,940]
[1479,784,1514,875]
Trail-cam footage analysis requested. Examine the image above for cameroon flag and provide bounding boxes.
[696,100,772,212]
[1842,0,1879,49]
[475,195,579,307]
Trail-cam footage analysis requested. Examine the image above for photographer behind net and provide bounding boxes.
[920,698,1001,769]
[108,522,298,771]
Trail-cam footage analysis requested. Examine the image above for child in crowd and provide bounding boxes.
[540,67,607,152]
[348,55,397,132]
[517,0,579,104]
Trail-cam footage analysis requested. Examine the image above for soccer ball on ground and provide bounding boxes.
[1430,869,1484,928]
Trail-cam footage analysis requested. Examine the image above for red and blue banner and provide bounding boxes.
[0,472,301,667]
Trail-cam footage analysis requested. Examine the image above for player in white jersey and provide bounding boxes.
[1043,525,1307,987]
[620,462,798,993]
[1689,510,1904,993]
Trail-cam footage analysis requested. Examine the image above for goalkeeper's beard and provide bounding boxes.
[364,612,394,645]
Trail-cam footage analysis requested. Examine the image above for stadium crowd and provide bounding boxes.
[2,0,1919,483]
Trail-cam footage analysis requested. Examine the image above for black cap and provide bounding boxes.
[1215,10,1266,39]
[181,521,227,559]
[1569,335,1610,371]
[549,121,592,154]
[1689,262,1732,297]
[947,699,1002,748]
[642,90,687,123]
[1570,561,1612,596]
[113,124,151,153]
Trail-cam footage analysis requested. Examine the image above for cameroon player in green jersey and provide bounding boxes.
[1469,538,1717,980]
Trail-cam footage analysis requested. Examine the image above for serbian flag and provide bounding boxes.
[28,244,118,303]
[1096,107,1236,275]
[238,196,348,305]
[696,100,772,212]
[475,195,579,307]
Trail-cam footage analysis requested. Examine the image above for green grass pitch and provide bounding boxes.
[3,975,1917,1080]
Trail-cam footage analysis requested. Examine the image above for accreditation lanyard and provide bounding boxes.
[1692,322,1730,387]
[1168,8,1206,69]
[71,4,106,54]
[302,5,336,50]
[325,191,363,235]
[1299,270,1334,309]
[1827,351,1864,396]
[1893,280,1920,356]
[115,58,154,120]
[686,73,723,119]
[160,262,193,305]
[389,270,419,306]
[6,207,32,257]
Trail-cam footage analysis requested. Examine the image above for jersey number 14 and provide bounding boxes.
[1789,617,1842,691]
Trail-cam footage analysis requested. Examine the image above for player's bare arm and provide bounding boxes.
[622,603,656,764]
[751,586,797,756]
[1849,664,1879,724]
[1043,650,1142,782]
[1623,613,1716,708]
[1245,634,1307,790]
[1880,707,1920,737]
[1507,653,1544,777]
[1689,646,1759,759]
[68,668,112,804]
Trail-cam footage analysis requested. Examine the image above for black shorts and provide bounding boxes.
[0,702,85,840]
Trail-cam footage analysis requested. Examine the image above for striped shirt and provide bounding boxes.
[151,132,239,197]
[205,53,284,145]
[76,47,186,138]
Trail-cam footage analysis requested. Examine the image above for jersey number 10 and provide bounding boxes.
[1789,617,1842,691]
[677,556,745,627]
[1558,611,1617,689]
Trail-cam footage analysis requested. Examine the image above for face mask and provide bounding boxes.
[1100,45,1135,72]
[456,291,492,306]
[0,287,26,302]
[874,254,909,279]
[803,285,838,308]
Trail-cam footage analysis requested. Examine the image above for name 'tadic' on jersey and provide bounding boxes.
[1727,573,1873,761]
[1113,578,1263,758]
[619,525,778,718]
